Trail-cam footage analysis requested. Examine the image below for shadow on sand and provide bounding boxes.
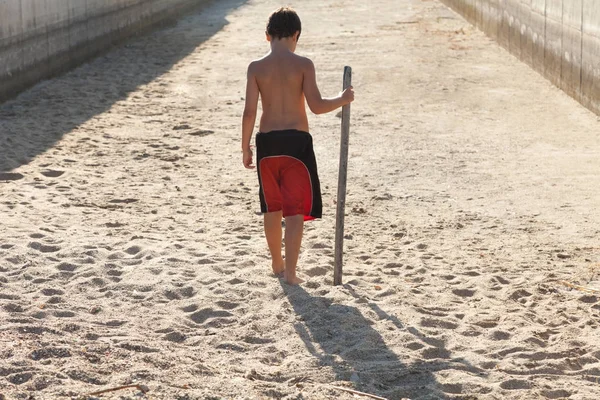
[282,282,486,399]
[0,0,247,174]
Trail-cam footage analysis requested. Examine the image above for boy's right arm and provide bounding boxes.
[302,59,354,115]
[242,62,259,169]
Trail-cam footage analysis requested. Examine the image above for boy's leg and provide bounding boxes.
[284,214,304,285]
[264,211,284,275]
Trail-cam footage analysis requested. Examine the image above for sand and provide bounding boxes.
[1,0,600,399]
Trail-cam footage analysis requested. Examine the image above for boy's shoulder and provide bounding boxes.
[295,53,313,66]
[289,53,313,66]
[247,53,313,71]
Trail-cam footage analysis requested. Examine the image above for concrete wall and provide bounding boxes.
[0,0,206,102]
[439,0,600,115]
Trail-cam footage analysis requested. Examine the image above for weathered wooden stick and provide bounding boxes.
[328,385,391,400]
[334,66,352,286]
[88,384,150,396]
[558,280,600,294]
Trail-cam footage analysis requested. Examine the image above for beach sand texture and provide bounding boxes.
[1,0,600,399]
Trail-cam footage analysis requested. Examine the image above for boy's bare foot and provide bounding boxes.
[272,258,285,276]
[283,274,304,285]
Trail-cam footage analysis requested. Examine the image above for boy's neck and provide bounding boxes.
[270,37,296,53]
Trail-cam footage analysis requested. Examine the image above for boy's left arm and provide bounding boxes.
[242,63,259,169]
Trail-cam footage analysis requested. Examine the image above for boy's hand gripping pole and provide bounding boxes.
[334,66,352,286]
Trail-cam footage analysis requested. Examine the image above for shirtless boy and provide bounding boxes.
[241,7,354,285]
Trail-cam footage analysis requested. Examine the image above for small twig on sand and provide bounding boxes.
[327,385,397,400]
[88,384,150,396]
[558,280,600,295]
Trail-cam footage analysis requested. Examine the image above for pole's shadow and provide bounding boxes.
[0,0,248,173]
[281,282,486,399]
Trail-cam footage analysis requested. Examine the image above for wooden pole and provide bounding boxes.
[334,66,352,286]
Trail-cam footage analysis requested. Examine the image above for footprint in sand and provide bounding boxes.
[46,296,63,304]
[509,289,533,302]
[415,306,451,317]
[40,170,65,178]
[452,288,476,297]
[3,303,25,313]
[440,274,456,281]
[420,317,459,330]
[125,245,142,255]
[173,123,192,130]
[105,269,123,277]
[181,269,197,278]
[29,242,61,253]
[30,347,71,360]
[119,342,159,353]
[305,280,321,289]
[181,304,198,313]
[56,262,78,272]
[215,301,240,310]
[104,320,127,327]
[539,389,572,399]
[472,318,499,329]
[40,288,64,296]
[524,336,547,348]
[243,336,274,345]
[54,310,76,318]
[499,379,531,390]
[305,266,329,277]
[189,129,214,137]
[7,372,33,385]
[163,331,187,343]
[164,289,182,301]
[579,295,598,304]
[108,198,139,204]
[189,308,234,325]
[493,275,510,285]
[479,361,498,370]
[420,347,451,360]
[0,172,24,181]
[384,262,403,269]
[177,286,196,298]
[406,342,425,350]
[440,383,463,395]
[216,342,246,352]
[15,325,50,336]
[489,330,511,341]
[66,369,107,385]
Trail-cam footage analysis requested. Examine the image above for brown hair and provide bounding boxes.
[266,7,301,40]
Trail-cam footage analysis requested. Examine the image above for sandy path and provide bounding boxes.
[1,0,599,399]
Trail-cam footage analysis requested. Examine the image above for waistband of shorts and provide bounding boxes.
[257,129,310,136]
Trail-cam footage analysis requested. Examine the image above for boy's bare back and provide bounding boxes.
[249,51,310,133]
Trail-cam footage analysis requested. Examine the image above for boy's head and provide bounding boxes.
[266,7,301,42]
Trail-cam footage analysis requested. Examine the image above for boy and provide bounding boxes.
[242,7,354,285]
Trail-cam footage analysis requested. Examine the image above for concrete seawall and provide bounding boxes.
[439,0,600,115]
[0,0,207,102]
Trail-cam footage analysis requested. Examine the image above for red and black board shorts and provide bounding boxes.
[256,129,322,221]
